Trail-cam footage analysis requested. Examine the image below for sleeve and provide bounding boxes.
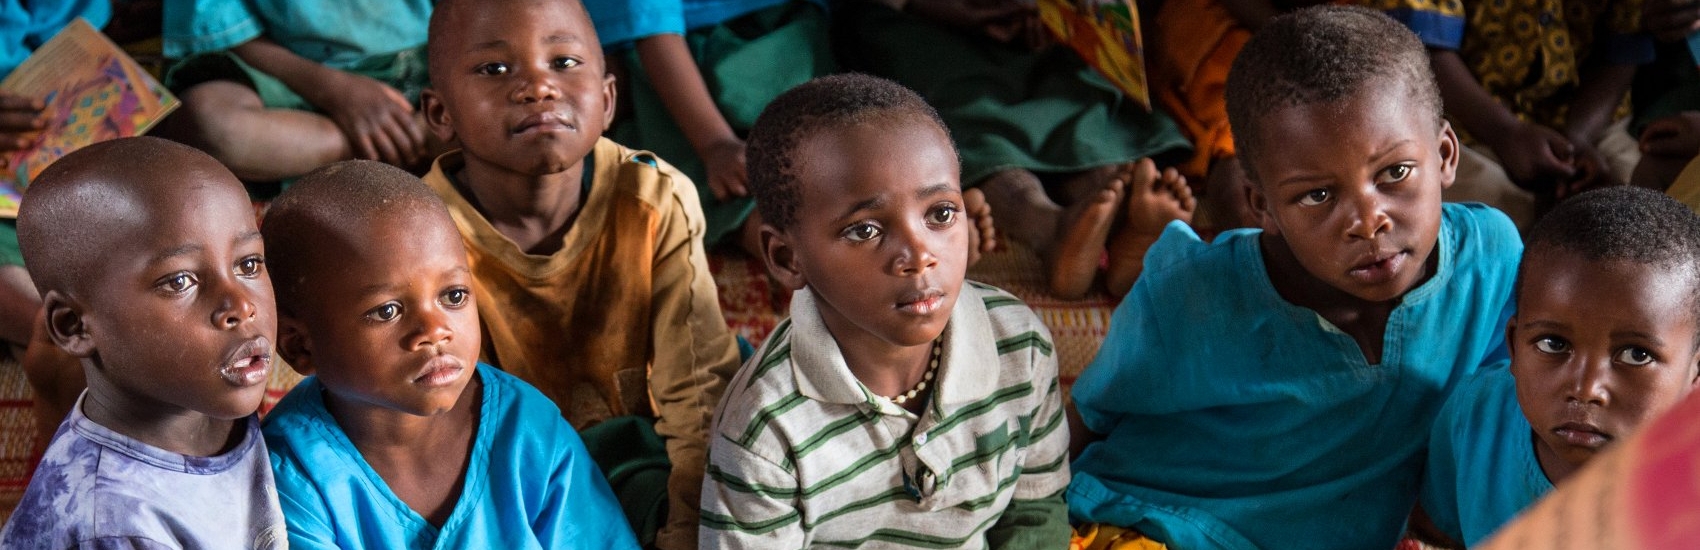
[1358,0,1466,50]
[1418,385,1470,546]
[698,438,807,548]
[985,334,1071,549]
[1070,281,1154,435]
[78,538,179,549]
[581,0,688,48]
[536,419,645,550]
[648,163,745,550]
[270,451,342,550]
[0,0,112,77]
[161,0,261,59]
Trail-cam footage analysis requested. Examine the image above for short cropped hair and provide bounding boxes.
[1521,186,1700,332]
[262,160,453,315]
[425,0,602,90]
[746,73,952,230]
[1225,5,1441,182]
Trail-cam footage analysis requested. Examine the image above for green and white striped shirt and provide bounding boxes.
[701,282,1071,549]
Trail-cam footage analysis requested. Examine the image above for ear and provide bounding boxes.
[1437,120,1460,191]
[41,291,94,358]
[760,224,807,291]
[421,88,457,145]
[1245,180,1278,235]
[601,72,618,133]
[276,315,316,376]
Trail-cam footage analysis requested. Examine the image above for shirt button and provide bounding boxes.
[915,432,929,446]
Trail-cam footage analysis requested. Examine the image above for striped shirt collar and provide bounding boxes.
[788,285,1000,409]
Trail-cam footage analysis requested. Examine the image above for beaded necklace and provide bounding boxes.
[889,339,942,405]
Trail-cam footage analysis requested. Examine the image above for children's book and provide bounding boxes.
[0,18,178,218]
[1037,0,1151,111]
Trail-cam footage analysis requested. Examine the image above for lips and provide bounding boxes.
[1346,249,1408,284]
[219,336,272,387]
[1553,422,1611,449]
[412,355,467,388]
[511,112,574,135]
[895,289,946,316]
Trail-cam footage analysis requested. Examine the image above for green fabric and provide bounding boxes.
[834,2,1191,184]
[0,220,20,268]
[581,415,672,549]
[609,0,835,246]
[163,45,430,111]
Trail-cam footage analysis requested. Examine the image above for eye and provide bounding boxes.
[442,287,470,307]
[926,204,959,227]
[1298,189,1330,206]
[842,222,882,243]
[156,272,196,294]
[366,302,402,323]
[1533,336,1570,355]
[551,57,581,70]
[1615,347,1656,366]
[236,256,264,277]
[1382,164,1413,183]
[475,62,509,76]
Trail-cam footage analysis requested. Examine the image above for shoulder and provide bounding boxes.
[1432,363,1521,449]
[481,364,570,429]
[598,138,701,210]
[261,377,330,441]
[711,321,806,458]
[1441,202,1524,268]
[965,281,1048,339]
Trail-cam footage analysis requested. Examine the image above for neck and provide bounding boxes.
[81,375,244,457]
[323,374,481,451]
[1260,233,1402,364]
[454,156,585,254]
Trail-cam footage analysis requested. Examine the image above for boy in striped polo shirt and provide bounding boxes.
[700,74,1071,548]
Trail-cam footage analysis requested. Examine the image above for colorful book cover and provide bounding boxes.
[0,18,178,218]
[1037,0,1151,111]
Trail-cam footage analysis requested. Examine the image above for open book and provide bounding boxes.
[0,18,178,218]
[1037,0,1151,111]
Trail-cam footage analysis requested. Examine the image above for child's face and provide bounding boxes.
[1245,84,1458,303]
[765,117,969,351]
[74,177,276,420]
[283,209,481,417]
[422,0,614,177]
[1511,250,1700,478]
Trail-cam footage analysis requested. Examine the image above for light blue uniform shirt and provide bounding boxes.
[585,0,806,47]
[161,0,431,65]
[1068,202,1523,550]
[0,0,110,76]
[264,364,641,550]
[1422,363,1553,546]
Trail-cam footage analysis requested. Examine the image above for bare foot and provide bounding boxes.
[1106,159,1195,297]
[1048,169,1126,300]
[962,188,998,267]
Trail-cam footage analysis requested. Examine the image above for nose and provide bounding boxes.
[409,304,455,352]
[1567,358,1612,406]
[890,222,940,277]
[1344,188,1392,240]
[511,64,560,104]
[211,278,258,330]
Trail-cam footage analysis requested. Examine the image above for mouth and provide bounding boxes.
[895,289,947,316]
[1346,249,1408,284]
[412,355,467,388]
[1552,422,1611,449]
[219,336,272,387]
[511,112,575,135]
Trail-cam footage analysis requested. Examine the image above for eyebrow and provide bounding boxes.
[354,265,473,298]
[147,229,262,265]
[1269,140,1417,188]
[833,183,959,222]
[466,34,584,52]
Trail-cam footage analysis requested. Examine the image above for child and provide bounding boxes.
[0,136,285,547]
[1421,186,1700,547]
[1067,7,1523,549]
[1361,0,1650,226]
[701,73,1071,548]
[419,0,742,546]
[161,0,435,180]
[259,160,640,548]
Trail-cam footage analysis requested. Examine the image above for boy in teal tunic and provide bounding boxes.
[1066,7,1522,549]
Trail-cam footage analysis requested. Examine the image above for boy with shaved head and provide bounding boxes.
[0,136,286,548]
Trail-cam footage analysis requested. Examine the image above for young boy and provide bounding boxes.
[0,137,285,547]
[1067,7,1524,549]
[419,0,743,547]
[1421,186,1700,547]
[259,160,640,548]
[701,73,1071,548]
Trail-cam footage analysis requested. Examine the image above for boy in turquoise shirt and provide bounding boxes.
[1067,7,1523,549]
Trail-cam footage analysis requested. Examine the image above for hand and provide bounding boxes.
[905,0,1036,41]
[312,70,427,167]
[0,92,46,152]
[1641,112,1700,159]
[1490,121,1578,192]
[1643,0,1700,42]
[1556,138,1622,199]
[701,138,749,201]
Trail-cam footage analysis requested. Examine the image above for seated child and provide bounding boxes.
[161,0,436,180]
[701,73,1071,548]
[1421,186,1700,547]
[0,136,285,547]
[258,160,639,548]
[419,0,743,546]
[1067,7,1523,549]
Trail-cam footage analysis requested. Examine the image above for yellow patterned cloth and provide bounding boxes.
[1071,524,1169,550]
[1359,0,1650,130]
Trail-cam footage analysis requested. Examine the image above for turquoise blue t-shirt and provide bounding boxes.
[584,0,812,47]
[263,364,641,550]
[1422,363,1553,546]
[1068,202,1523,550]
[0,0,109,76]
[161,0,431,65]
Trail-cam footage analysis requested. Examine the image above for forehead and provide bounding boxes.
[792,117,959,215]
[1519,250,1699,328]
[1245,86,1437,184]
[436,0,598,53]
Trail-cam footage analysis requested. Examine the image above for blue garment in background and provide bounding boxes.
[1422,363,1553,546]
[1068,203,1523,550]
[264,364,641,550]
[0,0,110,76]
[161,0,430,65]
[0,393,286,548]
[584,0,811,47]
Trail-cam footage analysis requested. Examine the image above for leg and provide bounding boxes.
[162,81,351,181]
[1048,168,1128,300]
[1106,160,1195,297]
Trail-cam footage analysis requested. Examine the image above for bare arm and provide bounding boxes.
[1560,62,1637,189]
[231,38,425,166]
[1430,49,1577,188]
[634,34,748,200]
